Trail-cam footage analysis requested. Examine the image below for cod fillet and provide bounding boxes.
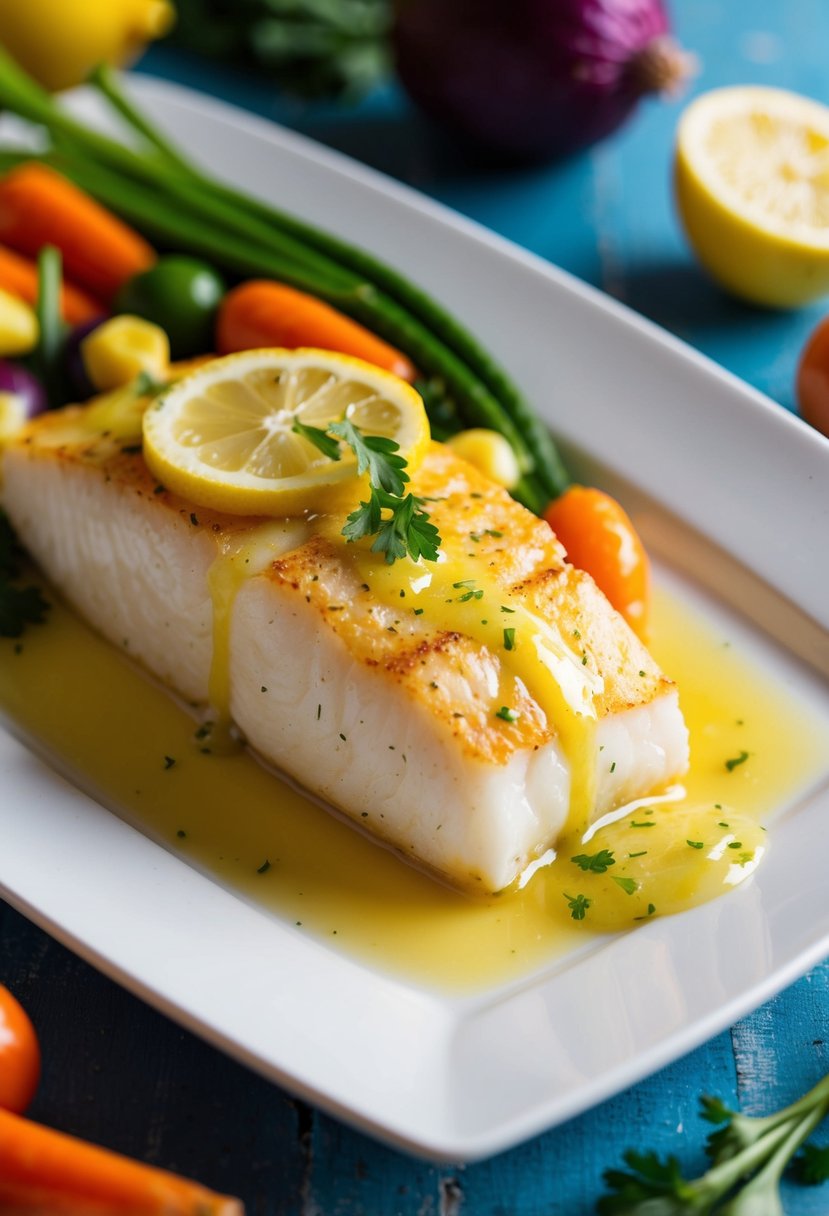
[2,408,689,892]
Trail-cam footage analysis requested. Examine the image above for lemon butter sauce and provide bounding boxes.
[1,577,827,992]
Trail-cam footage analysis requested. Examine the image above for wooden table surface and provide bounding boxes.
[3,1,829,1211]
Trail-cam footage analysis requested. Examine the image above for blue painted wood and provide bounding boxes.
[3,0,829,1210]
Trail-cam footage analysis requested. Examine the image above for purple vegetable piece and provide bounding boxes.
[64,316,105,398]
[393,0,695,162]
[0,360,47,440]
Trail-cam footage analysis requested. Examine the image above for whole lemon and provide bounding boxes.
[0,0,174,92]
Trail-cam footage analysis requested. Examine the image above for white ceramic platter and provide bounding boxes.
[2,78,829,1162]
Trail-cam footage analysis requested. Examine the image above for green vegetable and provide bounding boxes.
[33,245,64,408]
[115,256,225,359]
[0,511,49,638]
[598,1072,829,1214]
[292,416,442,565]
[572,849,615,873]
[0,48,569,512]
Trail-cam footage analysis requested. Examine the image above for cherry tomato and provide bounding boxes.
[0,984,40,1113]
[796,313,829,439]
[543,485,650,638]
[114,256,225,360]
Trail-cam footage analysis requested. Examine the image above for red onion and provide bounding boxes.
[393,0,694,161]
[0,361,46,440]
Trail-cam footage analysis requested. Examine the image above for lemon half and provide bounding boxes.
[142,348,430,515]
[675,86,829,307]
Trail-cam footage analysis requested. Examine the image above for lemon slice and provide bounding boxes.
[142,348,430,515]
[675,86,829,307]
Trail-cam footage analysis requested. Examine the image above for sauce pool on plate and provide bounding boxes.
[1,580,827,992]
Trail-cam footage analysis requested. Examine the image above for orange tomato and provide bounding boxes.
[544,485,650,638]
[0,985,41,1114]
[796,313,829,439]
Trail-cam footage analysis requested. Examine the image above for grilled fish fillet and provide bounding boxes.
[2,409,688,892]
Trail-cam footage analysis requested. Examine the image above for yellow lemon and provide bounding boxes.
[142,348,431,516]
[675,86,829,308]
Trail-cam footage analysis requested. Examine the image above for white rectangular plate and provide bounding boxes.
[2,78,829,1162]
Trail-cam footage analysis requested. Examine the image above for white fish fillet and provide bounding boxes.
[2,410,689,892]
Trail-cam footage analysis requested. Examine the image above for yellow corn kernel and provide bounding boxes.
[82,314,170,391]
[0,287,38,357]
[447,428,521,489]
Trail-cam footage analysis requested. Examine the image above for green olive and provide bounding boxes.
[115,256,225,359]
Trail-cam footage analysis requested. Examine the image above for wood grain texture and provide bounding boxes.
[2,0,829,1210]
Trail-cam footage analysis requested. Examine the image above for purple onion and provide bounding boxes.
[0,361,47,433]
[393,0,694,162]
[63,317,106,399]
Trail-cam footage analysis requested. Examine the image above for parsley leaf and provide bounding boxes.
[292,418,343,462]
[329,418,409,496]
[725,750,750,772]
[564,892,591,921]
[571,849,616,874]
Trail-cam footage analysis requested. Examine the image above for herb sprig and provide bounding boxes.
[293,418,441,565]
[598,1071,829,1213]
[0,511,50,638]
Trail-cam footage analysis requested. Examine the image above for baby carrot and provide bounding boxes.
[544,485,650,639]
[0,163,155,302]
[216,279,417,382]
[0,1106,243,1214]
[0,242,102,324]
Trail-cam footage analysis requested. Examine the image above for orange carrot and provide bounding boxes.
[0,1106,243,1214]
[216,279,417,382]
[0,242,103,326]
[0,164,155,303]
[544,485,650,639]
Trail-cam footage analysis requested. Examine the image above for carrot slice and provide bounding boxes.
[0,164,155,302]
[216,279,417,382]
[0,243,103,325]
[0,1106,243,1214]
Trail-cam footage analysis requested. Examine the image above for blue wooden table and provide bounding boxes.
[3,1,829,1210]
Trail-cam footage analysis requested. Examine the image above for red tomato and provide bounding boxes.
[544,485,650,639]
[0,985,41,1113]
[797,314,829,439]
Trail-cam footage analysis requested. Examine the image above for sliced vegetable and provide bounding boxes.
[0,360,47,441]
[797,312,829,439]
[544,486,650,637]
[81,314,169,391]
[0,1105,242,1214]
[0,986,40,1114]
[446,427,521,489]
[0,162,155,301]
[0,287,37,356]
[0,241,102,325]
[216,279,417,382]
[115,255,225,359]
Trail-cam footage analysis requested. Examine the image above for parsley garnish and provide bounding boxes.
[292,418,441,565]
[612,876,638,895]
[686,839,704,850]
[0,512,50,638]
[564,893,591,921]
[571,849,615,874]
[503,627,516,651]
[725,750,749,772]
[495,706,520,722]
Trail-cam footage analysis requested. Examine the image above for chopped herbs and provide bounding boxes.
[686,839,704,850]
[0,512,50,639]
[495,706,520,723]
[571,849,615,874]
[564,893,591,921]
[503,627,516,651]
[725,749,749,772]
[189,512,199,526]
[256,859,271,874]
[630,820,656,828]
[163,755,176,770]
[727,840,743,849]
[612,876,638,895]
[628,851,648,859]
[500,604,516,614]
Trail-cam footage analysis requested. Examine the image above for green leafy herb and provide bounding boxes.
[571,849,615,874]
[0,512,50,638]
[495,706,520,723]
[292,417,344,462]
[564,893,591,921]
[612,876,638,895]
[503,627,516,651]
[599,1072,829,1214]
[725,750,749,772]
[687,840,704,850]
